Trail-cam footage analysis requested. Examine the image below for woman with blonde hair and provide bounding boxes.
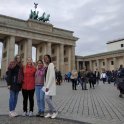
[22,57,36,116]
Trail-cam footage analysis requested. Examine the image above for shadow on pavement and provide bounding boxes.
[0,115,91,124]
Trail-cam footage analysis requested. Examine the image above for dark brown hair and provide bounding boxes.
[37,60,43,64]
[44,54,51,63]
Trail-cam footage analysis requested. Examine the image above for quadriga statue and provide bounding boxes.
[29,10,39,20]
[43,14,50,22]
[38,12,45,21]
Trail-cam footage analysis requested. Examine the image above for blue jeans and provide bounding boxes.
[35,85,45,113]
[9,90,19,111]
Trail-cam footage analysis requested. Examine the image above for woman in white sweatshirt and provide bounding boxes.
[100,71,107,84]
[43,54,58,119]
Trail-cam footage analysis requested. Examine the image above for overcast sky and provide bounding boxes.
[0,0,124,61]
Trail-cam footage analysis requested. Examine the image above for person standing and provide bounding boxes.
[100,71,107,84]
[7,55,23,117]
[43,55,58,119]
[80,69,88,90]
[87,71,96,89]
[56,71,62,85]
[71,69,78,90]
[35,60,45,117]
[22,57,36,116]
[116,65,124,98]
[95,69,100,85]
[67,72,71,82]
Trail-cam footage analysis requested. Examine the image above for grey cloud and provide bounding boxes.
[0,0,124,58]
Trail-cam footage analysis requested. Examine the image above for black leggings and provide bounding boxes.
[22,89,35,112]
[89,79,95,88]
[71,79,77,90]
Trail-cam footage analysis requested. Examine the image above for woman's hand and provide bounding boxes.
[46,88,49,92]
[8,85,11,89]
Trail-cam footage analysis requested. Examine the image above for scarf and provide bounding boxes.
[8,61,24,84]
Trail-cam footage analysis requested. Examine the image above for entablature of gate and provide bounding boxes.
[0,14,78,46]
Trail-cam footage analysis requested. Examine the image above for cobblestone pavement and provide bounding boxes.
[0,81,124,124]
[0,116,89,124]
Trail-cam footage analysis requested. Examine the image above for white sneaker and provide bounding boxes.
[13,111,18,117]
[29,111,33,117]
[45,113,52,118]
[22,112,28,116]
[9,111,16,117]
[51,112,58,119]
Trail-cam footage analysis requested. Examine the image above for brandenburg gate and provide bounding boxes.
[0,14,78,77]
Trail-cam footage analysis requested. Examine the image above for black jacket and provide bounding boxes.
[7,65,22,91]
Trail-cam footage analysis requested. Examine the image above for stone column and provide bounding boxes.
[18,39,32,65]
[8,36,15,62]
[56,45,60,70]
[89,60,93,71]
[113,57,117,70]
[36,43,47,61]
[83,61,85,69]
[76,61,79,71]
[96,59,100,71]
[1,36,15,77]
[36,45,39,61]
[71,46,75,70]
[47,42,51,55]
[27,39,32,57]
[123,56,124,67]
[104,58,108,71]
[68,46,72,72]
[59,44,64,75]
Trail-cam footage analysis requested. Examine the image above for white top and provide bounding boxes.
[100,73,106,79]
[44,63,56,96]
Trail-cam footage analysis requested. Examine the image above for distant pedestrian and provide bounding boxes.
[95,69,100,85]
[87,71,96,89]
[56,71,62,85]
[100,71,107,84]
[71,69,78,90]
[80,69,88,90]
[116,65,124,98]
[64,74,68,82]
[67,72,71,82]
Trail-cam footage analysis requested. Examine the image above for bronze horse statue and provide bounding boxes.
[38,12,45,21]
[29,10,39,20]
[29,9,50,22]
[43,14,50,22]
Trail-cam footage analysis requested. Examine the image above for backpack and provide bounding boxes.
[118,68,124,78]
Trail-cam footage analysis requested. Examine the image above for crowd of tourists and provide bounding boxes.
[64,66,124,98]
[6,54,58,118]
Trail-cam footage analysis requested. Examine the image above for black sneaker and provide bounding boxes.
[36,112,41,117]
[119,94,123,98]
[40,112,44,117]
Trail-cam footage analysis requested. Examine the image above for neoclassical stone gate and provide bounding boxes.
[0,15,78,77]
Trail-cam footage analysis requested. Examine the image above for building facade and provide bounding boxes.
[0,15,78,77]
[76,41,124,72]
[107,38,124,51]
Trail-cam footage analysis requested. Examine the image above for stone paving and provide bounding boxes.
[0,116,89,124]
[0,81,124,124]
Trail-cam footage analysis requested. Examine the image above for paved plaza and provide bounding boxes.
[0,81,124,124]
